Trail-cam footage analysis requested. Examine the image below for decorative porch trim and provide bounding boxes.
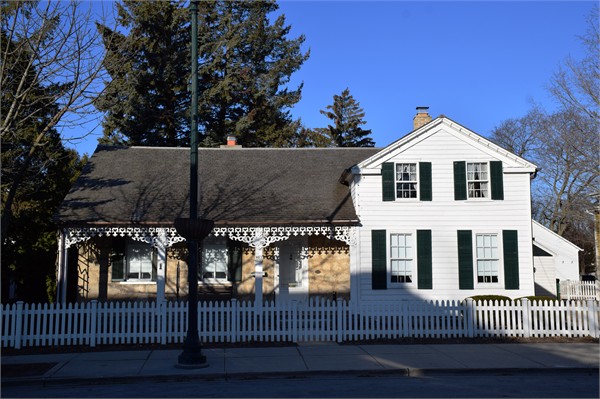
[64,227,185,249]
[212,226,357,247]
[64,225,357,249]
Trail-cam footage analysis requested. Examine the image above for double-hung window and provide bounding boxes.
[396,163,417,199]
[201,236,229,281]
[476,233,499,283]
[390,233,413,283]
[111,239,156,282]
[467,162,488,198]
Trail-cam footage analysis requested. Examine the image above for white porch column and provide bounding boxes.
[156,229,168,303]
[254,246,264,306]
[57,229,67,304]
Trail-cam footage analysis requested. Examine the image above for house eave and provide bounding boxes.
[56,219,361,229]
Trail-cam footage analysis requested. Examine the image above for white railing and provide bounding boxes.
[1,298,598,349]
[560,280,600,301]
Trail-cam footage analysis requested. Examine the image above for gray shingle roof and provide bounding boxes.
[56,145,380,226]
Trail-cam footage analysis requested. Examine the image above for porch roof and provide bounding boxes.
[55,145,380,227]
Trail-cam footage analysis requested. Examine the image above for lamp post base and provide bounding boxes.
[175,339,208,369]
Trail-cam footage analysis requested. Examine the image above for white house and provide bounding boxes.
[348,108,538,301]
[532,220,582,296]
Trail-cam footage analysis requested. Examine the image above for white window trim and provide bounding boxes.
[200,236,230,283]
[394,162,420,201]
[388,230,416,288]
[114,241,156,283]
[466,161,490,200]
[473,231,503,288]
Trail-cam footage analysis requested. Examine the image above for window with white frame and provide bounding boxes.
[201,236,228,280]
[390,233,413,283]
[126,243,154,280]
[476,233,499,283]
[396,163,417,198]
[467,162,488,198]
[110,239,156,282]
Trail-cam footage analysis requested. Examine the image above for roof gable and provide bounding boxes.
[356,116,537,172]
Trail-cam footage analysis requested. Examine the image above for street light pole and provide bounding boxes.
[175,0,213,368]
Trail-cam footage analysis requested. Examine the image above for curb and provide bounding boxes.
[2,367,598,387]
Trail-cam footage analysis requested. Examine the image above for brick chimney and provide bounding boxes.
[220,135,242,148]
[413,106,432,130]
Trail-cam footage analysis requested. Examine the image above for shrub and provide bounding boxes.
[467,295,513,303]
[514,295,558,303]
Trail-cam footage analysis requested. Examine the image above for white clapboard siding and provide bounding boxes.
[2,299,598,349]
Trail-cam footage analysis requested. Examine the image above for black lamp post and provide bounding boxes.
[175,0,213,368]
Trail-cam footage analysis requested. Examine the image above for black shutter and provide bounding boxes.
[453,161,467,200]
[457,230,474,289]
[419,162,432,201]
[372,230,387,289]
[417,230,432,289]
[110,237,126,281]
[228,239,243,282]
[382,162,395,201]
[503,230,519,289]
[490,161,504,200]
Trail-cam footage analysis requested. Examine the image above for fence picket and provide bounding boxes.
[1,298,598,349]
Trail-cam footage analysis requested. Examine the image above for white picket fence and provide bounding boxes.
[2,298,599,349]
[560,280,600,301]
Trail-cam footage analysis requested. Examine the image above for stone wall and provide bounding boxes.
[74,236,350,302]
[307,235,350,300]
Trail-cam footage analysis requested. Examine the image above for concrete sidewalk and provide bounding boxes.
[1,343,598,386]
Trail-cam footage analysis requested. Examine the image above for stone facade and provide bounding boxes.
[74,236,350,302]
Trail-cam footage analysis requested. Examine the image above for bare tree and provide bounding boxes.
[548,4,599,122]
[490,6,599,274]
[1,1,117,237]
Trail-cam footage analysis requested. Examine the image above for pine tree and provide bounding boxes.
[198,0,308,147]
[316,88,375,147]
[95,0,190,146]
[96,0,308,148]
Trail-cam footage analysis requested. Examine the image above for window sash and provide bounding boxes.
[396,163,417,198]
[476,234,499,283]
[467,162,489,198]
[201,237,229,280]
[126,244,153,281]
[390,233,413,283]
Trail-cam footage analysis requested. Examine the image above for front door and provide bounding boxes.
[276,238,308,303]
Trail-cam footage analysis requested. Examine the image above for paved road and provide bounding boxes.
[2,370,598,398]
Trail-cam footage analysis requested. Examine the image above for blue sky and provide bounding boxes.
[67,0,595,155]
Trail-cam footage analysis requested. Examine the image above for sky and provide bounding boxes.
[66,0,596,155]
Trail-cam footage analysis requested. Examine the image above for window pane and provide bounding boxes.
[475,234,499,283]
[467,163,489,198]
[202,237,229,279]
[390,234,413,284]
[127,244,153,280]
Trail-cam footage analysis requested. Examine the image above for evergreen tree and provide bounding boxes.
[316,88,375,147]
[96,0,308,147]
[198,0,308,147]
[95,0,190,146]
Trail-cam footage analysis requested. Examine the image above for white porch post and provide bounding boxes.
[254,246,264,306]
[57,229,67,304]
[156,228,168,303]
[349,232,360,305]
